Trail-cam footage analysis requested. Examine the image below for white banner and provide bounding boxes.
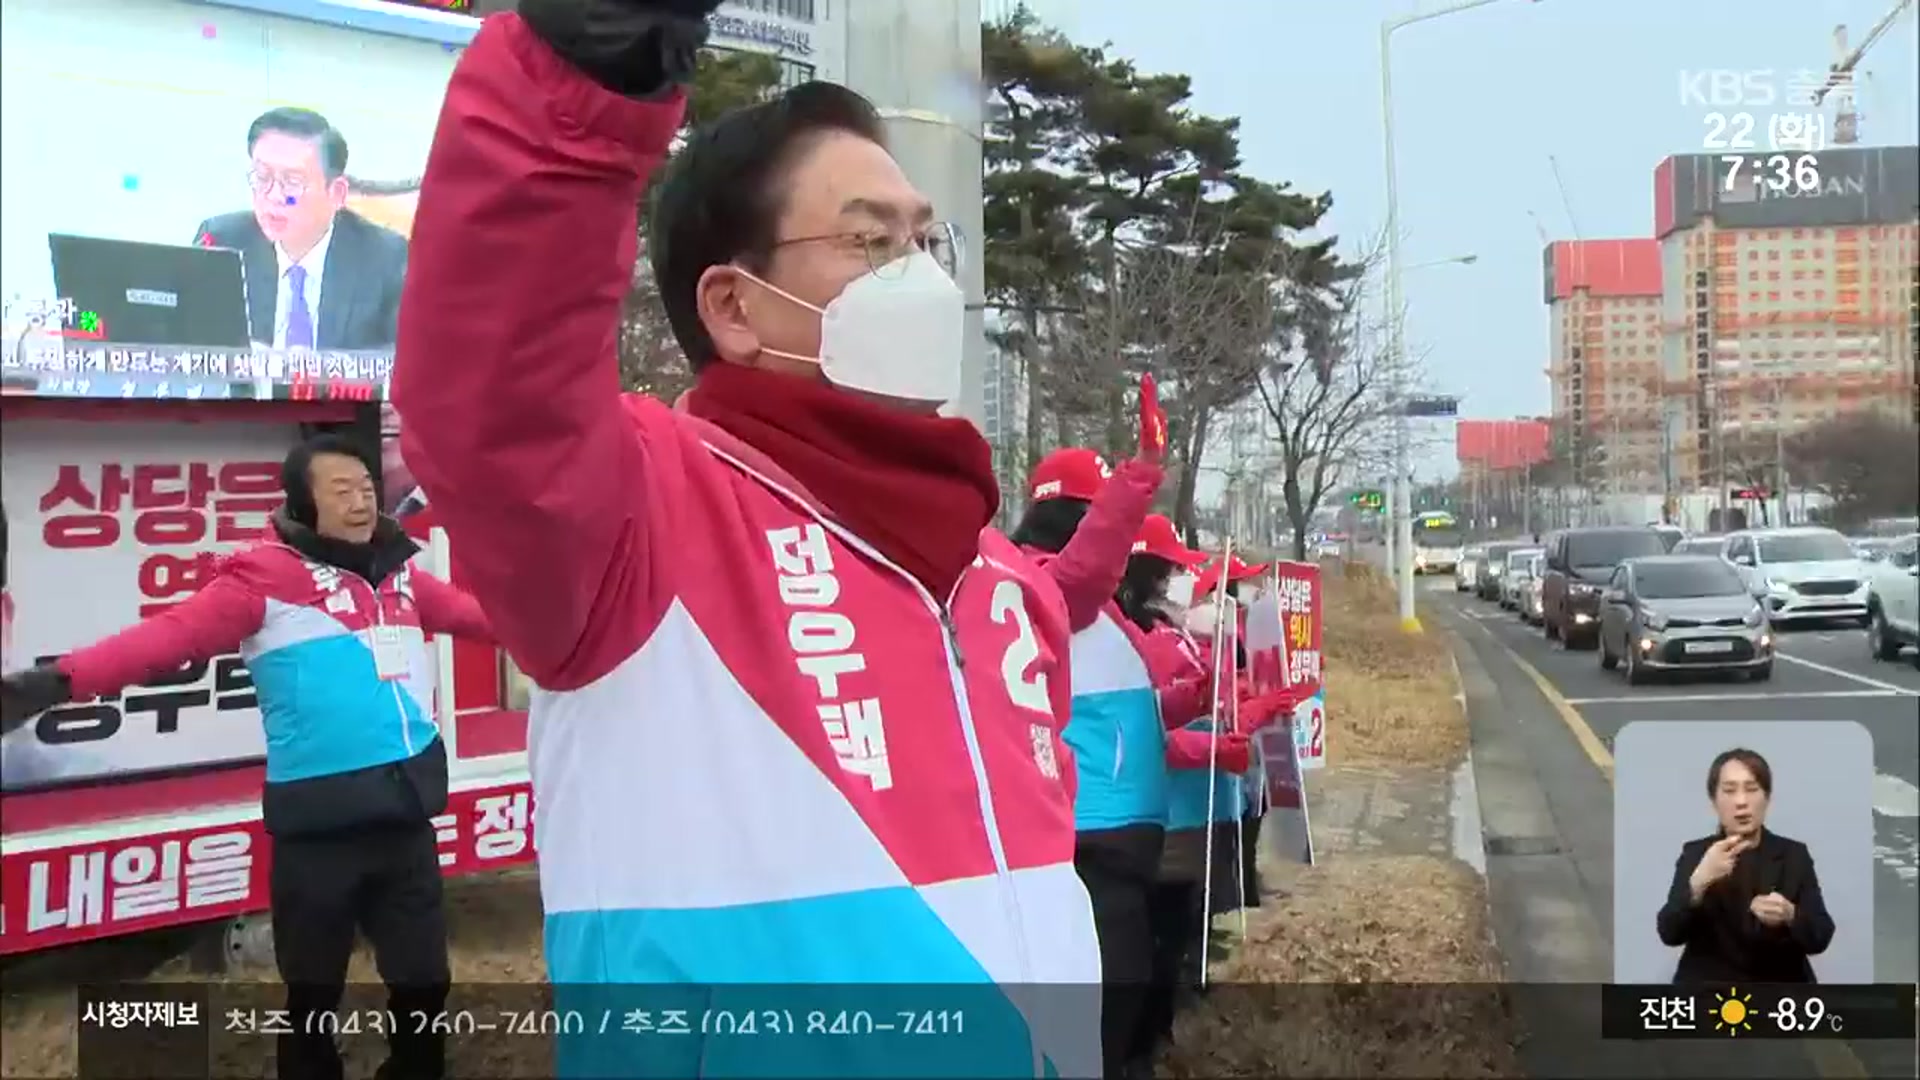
[1,418,298,791]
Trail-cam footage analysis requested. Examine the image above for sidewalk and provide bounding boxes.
[1156,561,1529,1078]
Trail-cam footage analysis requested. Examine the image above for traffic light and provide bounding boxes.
[1348,489,1386,511]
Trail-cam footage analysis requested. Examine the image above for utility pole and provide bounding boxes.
[841,0,988,428]
[1521,461,1533,537]
[1710,383,1728,531]
[1773,375,1791,526]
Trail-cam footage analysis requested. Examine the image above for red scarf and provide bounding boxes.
[685,363,1000,599]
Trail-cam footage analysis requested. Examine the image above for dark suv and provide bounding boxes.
[1541,526,1669,648]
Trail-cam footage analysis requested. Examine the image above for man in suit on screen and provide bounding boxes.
[195,107,409,352]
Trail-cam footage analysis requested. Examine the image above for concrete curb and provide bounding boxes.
[1446,648,1489,877]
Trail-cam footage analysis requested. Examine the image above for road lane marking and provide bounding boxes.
[1505,652,1615,782]
[1774,652,1919,695]
[1878,820,1919,886]
[1458,607,1896,1080]
[1874,772,1920,819]
[1562,690,1900,705]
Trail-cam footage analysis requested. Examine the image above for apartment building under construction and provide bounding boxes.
[1543,146,1919,501]
[1654,146,1918,495]
[1543,238,1665,493]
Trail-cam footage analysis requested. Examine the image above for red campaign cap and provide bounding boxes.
[1029,448,1112,502]
[1193,555,1270,599]
[1132,514,1207,567]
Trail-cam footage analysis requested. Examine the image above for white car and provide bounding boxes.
[1865,533,1920,666]
[1456,547,1485,593]
[1724,526,1870,626]
[1514,552,1547,624]
[1501,547,1543,610]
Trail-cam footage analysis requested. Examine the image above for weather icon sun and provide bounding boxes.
[1714,987,1754,1035]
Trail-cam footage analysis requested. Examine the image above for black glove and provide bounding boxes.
[1,663,73,737]
[518,0,714,99]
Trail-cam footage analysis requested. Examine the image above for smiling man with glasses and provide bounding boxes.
[193,106,409,352]
[393,1,1109,1077]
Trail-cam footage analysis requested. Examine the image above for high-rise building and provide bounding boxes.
[1652,146,1919,495]
[708,0,842,83]
[1542,239,1666,493]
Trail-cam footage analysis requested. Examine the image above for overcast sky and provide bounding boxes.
[1013,0,1920,480]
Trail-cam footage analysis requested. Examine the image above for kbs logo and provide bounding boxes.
[1679,69,1778,109]
[1680,68,1843,154]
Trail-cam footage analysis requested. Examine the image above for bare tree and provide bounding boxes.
[618,262,692,401]
[1040,224,1298,533]
[1788,409,1920,529]
[1252,245,1409,560]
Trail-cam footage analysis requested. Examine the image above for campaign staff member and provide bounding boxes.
[1010,444,1188,1080]
[1657,747,1836,984]
[194,107,409,352]
[0,435,493,1080]
[393,2,1099,1076]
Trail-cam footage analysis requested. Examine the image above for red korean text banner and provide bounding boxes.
[0,779,536,954]
[1277,561,1324,700]
[0,418,295,792]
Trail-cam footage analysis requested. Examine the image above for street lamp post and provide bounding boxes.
[1381,0,1528,632]
[1380,253,1476,583]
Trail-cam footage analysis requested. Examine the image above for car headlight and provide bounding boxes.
[1764,577,1790,594]
[1744,607,1764,628]
[1642,611,1668,631]
[1571,582,1598,596]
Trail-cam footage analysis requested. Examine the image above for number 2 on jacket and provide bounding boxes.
[988,579,1050,712]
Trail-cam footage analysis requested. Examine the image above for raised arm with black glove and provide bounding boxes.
[516,0,721,99]
[1,663,73,737]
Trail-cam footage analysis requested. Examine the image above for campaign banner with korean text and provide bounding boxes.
[0,778,536,954]
[1244,560,1327,770]
[0,419,298,791]
[1253,725,1314,867]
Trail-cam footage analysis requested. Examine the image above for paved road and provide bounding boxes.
[1414,569,1919,1079]
[1429,576,1920,988]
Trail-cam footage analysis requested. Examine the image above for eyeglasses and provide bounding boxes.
[771,221,963,280]
[247,168,314,199]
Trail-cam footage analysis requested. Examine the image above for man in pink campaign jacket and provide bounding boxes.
[0,434,494,1080]
[391,1,1100,1076]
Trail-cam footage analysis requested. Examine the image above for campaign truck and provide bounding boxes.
[0,0,537,958]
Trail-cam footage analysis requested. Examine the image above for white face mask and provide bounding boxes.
[741,251,964,405]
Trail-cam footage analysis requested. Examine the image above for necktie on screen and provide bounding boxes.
[285,264,314,349]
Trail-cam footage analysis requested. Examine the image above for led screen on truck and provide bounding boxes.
[0,0,468,791]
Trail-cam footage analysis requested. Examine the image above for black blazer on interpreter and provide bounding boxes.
[1656,828,1834,984]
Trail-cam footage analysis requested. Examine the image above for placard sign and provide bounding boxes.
[1244,561,1326,769]
[0,419,297,791]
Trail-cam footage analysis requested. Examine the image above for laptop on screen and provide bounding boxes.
[47,234,250,349]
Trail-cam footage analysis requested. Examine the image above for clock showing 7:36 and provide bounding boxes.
[1719,153,1822,197]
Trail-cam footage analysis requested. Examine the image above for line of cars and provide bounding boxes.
[1454,523,1920,684]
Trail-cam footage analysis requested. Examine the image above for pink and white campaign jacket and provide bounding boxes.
[394,14,1100,1078]
[54,518,490,837]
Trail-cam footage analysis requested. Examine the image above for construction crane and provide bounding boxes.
[1814,0,1916,144]
[1547,155,1582,240]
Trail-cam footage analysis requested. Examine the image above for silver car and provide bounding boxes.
[1456,547,1485,593]
[1598,555,1773,685]
[1501,547,1543,610]
[1518,553,1548,624]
